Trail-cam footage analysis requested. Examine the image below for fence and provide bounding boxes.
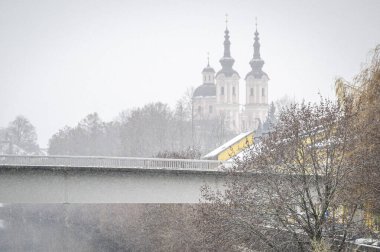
[0,155,231,172]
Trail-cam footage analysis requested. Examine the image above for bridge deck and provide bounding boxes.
[0,155,232,203]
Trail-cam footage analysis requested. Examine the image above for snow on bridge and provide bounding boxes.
[0,155,232,204]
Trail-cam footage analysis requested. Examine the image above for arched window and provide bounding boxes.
[232,87,236,95]
[250,88,254,96]
[221,87,224,95]
[262,88,265,97]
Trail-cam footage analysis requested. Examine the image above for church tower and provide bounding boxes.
[243,21,269,131]
[193,56,216,120]
[215,19,240,132]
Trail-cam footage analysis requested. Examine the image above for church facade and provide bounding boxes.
[193,24,269,133]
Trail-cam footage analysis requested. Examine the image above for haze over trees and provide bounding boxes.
[48,97,235,157]
[48,113,121,156]
[48,89,293,158]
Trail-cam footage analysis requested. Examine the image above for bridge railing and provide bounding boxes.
[0,155,232,172]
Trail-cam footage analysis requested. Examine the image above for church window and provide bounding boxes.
[262,88,265,97]
[209,105,213,113]
[221,87,224,95]
[232,87,236,95]
[250,88,254,96]
[208,75,211,81]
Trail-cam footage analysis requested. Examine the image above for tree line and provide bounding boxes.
[48,97,237,157]
[0,89,285,158]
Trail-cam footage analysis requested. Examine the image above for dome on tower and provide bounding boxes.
[245,61,268,79]
[193,83,216,97]
[194,56,216,98]
[202,65,215,73]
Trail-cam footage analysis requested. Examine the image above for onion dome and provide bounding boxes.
[216,22,239,78]
[245,21,268,79]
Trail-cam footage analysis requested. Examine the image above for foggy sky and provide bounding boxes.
[1,0,379,147]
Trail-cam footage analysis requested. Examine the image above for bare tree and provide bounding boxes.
[274,95,296,117]
[48,113,121,156]
[197,99,369,252]
[6,115,39,154]
[119,102,174,157]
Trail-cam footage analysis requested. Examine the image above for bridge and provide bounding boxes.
[0,155,232,204]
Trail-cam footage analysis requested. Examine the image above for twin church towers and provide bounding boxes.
[193,19,269,133]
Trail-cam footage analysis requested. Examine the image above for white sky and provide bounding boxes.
[1,0,379,147]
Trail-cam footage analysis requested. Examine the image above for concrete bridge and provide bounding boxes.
[0,155,232,204]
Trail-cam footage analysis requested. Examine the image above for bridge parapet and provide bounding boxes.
[0,155,231,203]
[0,155,232,172]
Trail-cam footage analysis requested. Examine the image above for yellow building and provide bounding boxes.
[203,131,254,161]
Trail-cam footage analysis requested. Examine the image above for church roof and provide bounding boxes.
[202,65,215,73]
[245,70,269,79]
[216,68,240,78]
[193,83,216,97]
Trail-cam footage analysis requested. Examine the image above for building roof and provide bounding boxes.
[245,69,269,79]
[203,131,253,159]
[202,65,215,73]
[216,68,240,78]
[193,83,216,97]
[226,142,261,162]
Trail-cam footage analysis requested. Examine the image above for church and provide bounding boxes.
[192,22,269,134]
